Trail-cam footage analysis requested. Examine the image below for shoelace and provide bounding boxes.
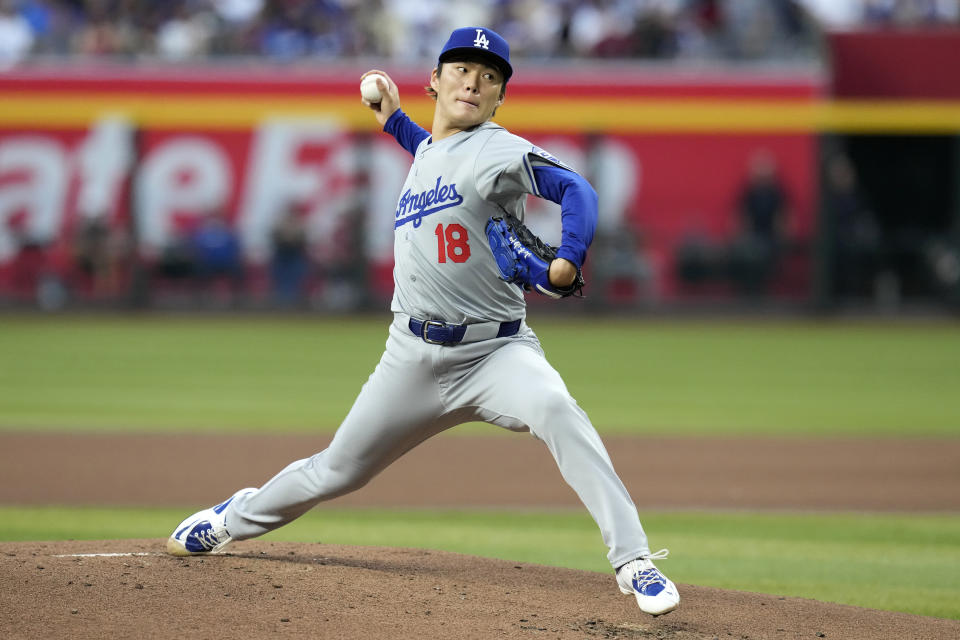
[633,567,667,593]
[191,523,225,551]
[629,549,670,593]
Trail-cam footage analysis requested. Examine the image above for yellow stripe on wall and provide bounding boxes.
[1,93,959,133]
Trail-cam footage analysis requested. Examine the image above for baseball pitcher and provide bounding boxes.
[167,26,679,617]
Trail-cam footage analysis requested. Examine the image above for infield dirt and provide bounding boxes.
[2,432,959,639]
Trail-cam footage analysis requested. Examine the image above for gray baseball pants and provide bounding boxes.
[225,313,651,568]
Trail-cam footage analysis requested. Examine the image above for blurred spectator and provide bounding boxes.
[591,228,655,305]
[0,0,35,68]
[796,0,864,28]
[491,0,566,58]
[629,7,680,58]
[567,0,610,56]
[721,0,816,60]
[190,208,245,304]
[259,1,311,60]
[155,228,195,281]
[9,0,960,64]
[210,0,262,24]
[72,217,111,295]
[583,132,655,305]
[270,205,309,307]
[862,0,959,26]
[728,149,790,295]
[72,0,141,57]
[155,1,214,60]
[822,153,880,300]
[312,202,367,311]
[207,0,262,55]
[71,215,133,299]
[675,225,727,290]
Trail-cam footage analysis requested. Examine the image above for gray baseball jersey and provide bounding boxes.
[392,121,561,324]
[223,120,653,569]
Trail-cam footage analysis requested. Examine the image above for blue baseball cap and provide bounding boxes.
[438,27,513,81]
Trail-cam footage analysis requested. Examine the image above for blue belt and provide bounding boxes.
[408,317,522,345]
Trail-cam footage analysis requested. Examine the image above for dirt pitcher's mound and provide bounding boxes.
[2,540,957,640]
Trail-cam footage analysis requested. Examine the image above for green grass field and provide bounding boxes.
[2,315,959,620]
[1,314,958,435]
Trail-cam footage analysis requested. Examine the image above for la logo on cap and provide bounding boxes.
[473,29,490,50]
[438,26,513,80]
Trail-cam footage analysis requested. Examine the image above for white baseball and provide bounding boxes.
[360,74,386,102]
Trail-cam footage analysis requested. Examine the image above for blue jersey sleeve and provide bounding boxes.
[532,164,598,268]
[383,109,431,157]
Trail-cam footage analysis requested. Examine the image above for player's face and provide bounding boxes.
[431,61,504,132]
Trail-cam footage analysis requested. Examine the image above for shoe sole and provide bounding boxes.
[643,600,679,616]
[165,535,232,557]
[619,584,680,616]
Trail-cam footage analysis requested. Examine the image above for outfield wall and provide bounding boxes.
[0,64,828,308]
[4,52,958,310]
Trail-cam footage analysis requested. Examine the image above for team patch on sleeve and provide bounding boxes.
[529,146,574,172]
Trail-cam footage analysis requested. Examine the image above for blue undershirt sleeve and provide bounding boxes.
[383,109,431,157]
[532,164,598,268]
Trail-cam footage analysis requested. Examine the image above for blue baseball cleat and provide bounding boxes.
[616,549,680,616]
[166,488,257,556]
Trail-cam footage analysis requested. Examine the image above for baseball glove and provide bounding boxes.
[485,213,585,299]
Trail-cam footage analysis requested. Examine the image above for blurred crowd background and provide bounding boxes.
[1,1,959,315]
[1,0,959,68]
